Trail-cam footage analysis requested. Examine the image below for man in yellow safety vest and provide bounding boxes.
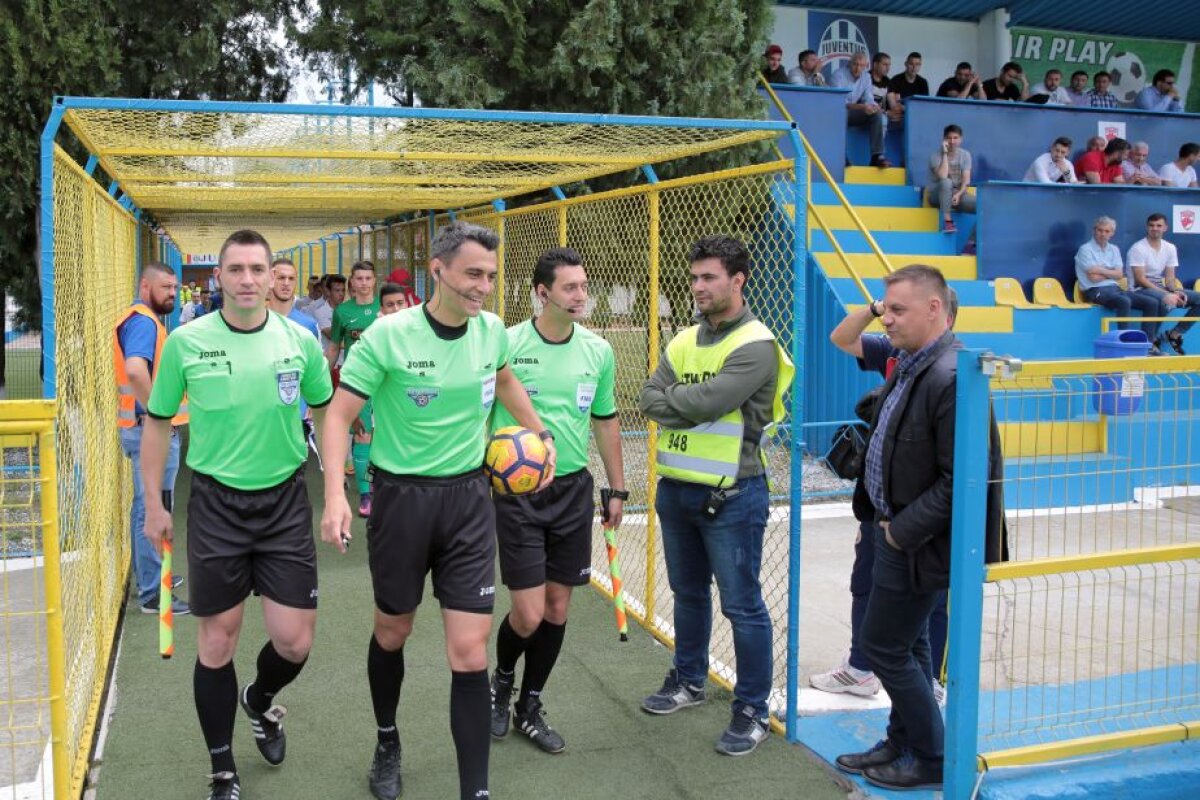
[637,235,793,757]
[114,260,190,615]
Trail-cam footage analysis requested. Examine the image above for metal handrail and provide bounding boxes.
[759,75,896,303]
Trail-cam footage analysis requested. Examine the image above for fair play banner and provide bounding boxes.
[1173,205,1200,235]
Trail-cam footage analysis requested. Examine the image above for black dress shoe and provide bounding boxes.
[835,739,900,774]
[863,750,943,790]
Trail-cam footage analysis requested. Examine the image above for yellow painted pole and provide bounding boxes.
[645,189,662,630]
[37,421,71,800]
[495,214,506,321]
[557,205,568,247]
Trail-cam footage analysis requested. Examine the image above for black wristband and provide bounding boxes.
[869,301,883,318]
[606,489,630,501]
[538,429,555,442]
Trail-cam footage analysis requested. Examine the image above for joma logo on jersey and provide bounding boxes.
[407,359,436,369]
[198,349,227,359]
[681,371,716,384]
[512,357,540,365]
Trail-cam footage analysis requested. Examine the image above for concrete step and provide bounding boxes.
[810,204,940,232]
[809,229,963,255]
[816,252,977,279]
[828,277,992,305]
[811,182,923,207]
[1004,452,1135,508]
[844,166,907,185]
[998,420,1105,457]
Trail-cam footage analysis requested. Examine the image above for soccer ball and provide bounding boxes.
[484,426,548,496]
[1107,51,1146,104]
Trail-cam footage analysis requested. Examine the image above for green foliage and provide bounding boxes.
[295,0,776,180]
[0,1,297,330]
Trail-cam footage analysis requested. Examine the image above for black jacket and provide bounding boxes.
[859,332,1007,592]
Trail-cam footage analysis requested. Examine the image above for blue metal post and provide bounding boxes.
[550,186,567,201]
[107,180,120,197]
[322,239,328,281]
[785,127,807,741]
[358,229,364,262]
[339,234,346,274]
[640,165,660,184]
[944,349,989,800]
[167,241,183,329]
[83,155,99,175]
[307,244,315,282]
[40,103,66,399]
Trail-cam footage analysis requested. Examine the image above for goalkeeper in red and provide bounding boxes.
[320,221,555,800]
[489,247,625,754]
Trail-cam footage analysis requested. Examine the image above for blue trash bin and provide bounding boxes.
[1092,330,1151,415]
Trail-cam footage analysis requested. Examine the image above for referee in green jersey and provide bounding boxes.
[320,221,556,800]
[142,229,334,800]
[489,248,625,754]
[327,260,381,517]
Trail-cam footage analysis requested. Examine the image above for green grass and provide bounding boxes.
[94,457,844,800]
[3,347,41,399]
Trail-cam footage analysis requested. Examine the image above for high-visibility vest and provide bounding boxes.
[113,303,189,427]
[655,319,794,487]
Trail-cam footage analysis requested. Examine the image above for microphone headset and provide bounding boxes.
[432,267,480,306]
[538,287,578,315]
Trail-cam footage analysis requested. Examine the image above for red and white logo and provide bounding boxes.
[1173,205,1200,234]
[1104,126,1119,140]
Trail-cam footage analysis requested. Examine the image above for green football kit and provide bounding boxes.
[331,297,381,492]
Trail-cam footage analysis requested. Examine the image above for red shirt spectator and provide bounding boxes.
[387,268,421,307]
[1075,149,1123,184]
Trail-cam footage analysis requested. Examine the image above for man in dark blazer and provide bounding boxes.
[834,265,1006,791]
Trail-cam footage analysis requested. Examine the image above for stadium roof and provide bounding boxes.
[54,97,788,254]
[780,1,1200,42]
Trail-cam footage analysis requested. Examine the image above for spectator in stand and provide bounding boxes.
[179,289,208,324]
[788,49,827,87]
[1076,137,1130,184]
[1122,142,1164,186]
[1128,213,1200,355]
[1024,137,1080,184]
[1135,70,1185,113]
[1066,70,1091,107]
[926,124,974,234]
[206,266,219,294]
[1028,69,1072,105]
[1083,136,1106,155]
[1076,216,1165,351]
[831,51,891,168]
[936,62,984,100]
[886,52,929,127]
[868,52,900,125]
[1159,143,1199,188]
[982,62,1028,102]
[385,267,422,307]
[1087,71,1119,109]
[762,44,789,84]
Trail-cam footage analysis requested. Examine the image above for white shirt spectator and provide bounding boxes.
[1127,237,1179,289]
[830,65,875,106]
[310,298,334,350]
[1025,152,1077,183]
[179,302,198,324]
[787,66,826,87]
[1122,160,1159,184]
[1160,162,1198,188]
[1029,82,1072,105]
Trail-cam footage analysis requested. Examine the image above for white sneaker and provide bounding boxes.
[809,662,882,697]
[933,680,946,709]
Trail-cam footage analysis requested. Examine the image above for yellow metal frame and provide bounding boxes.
[987,543,1200,582]
[1015,354,1200,377]
[1102,316,1200,332]
[758,75,894,305]
[979,722,1199,770]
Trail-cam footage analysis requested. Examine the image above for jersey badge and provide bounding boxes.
[576,382,597,413]
[277,370,301,405]
[406,387,440,408]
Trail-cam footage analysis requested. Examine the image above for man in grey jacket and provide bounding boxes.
[637,235,793,757]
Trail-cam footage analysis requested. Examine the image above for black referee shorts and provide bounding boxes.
[495,469,595,591]
[367,467,496,616]
[186,468,318,617]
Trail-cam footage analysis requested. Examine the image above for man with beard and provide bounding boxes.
[114,260,190,615]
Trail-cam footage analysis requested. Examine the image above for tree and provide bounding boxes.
[296,0,774,130]
[0,0,298,341]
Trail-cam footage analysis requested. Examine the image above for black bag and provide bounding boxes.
[826,423,868,481]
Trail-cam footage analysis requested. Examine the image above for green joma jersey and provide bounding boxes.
[148,311,333,490]
[330,298,380,355]
[338,305,510,476]
[491,319,616,475]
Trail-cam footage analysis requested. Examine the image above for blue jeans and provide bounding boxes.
[849,520,948,682]
[1142,287,1200,335]
[1083,284,1166,340]
[656,475,772,718]
[119,425,181,604]
[861,527,944,762]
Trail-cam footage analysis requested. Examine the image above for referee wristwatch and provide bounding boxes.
[869,300,884,318]
[538,429,555,443]
[606,489,630,501]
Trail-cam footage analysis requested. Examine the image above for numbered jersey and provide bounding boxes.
[491,319,617,475]
[339,305,509,476]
